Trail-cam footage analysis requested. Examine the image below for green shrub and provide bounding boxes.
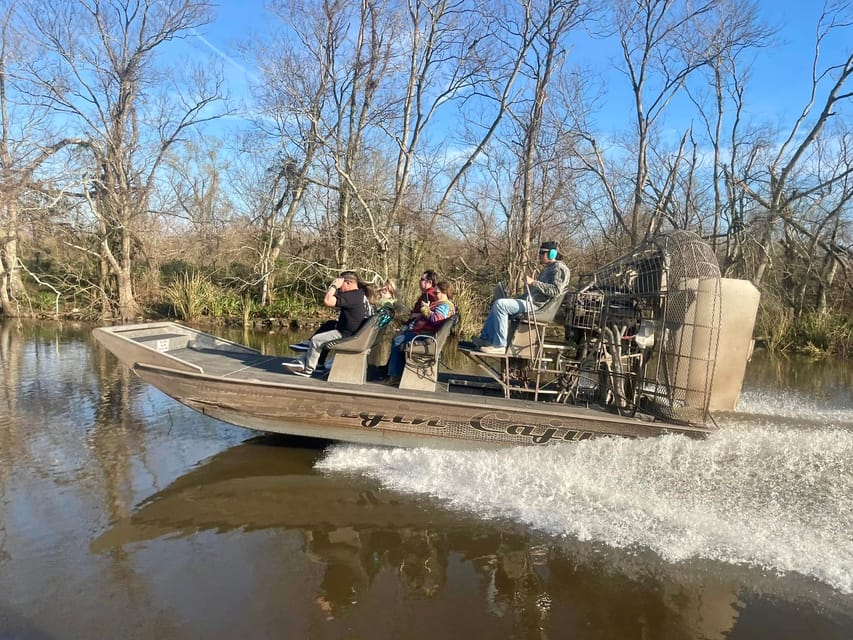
[791,311,853,358]
[163,271,213,322]
[27,290,62,316]
[446,276,489,337]
[160,259,193,282]
[256,293,314,319]
[240,295,255,327]
[206,289,243,319]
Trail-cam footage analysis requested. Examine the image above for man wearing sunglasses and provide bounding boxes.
[474,241,570,354]
[405,270,439,325]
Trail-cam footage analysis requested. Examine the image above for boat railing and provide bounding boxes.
[399,314,460,392]
[456,230,731,426]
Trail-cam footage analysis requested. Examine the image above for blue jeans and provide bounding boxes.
[479,298,531,347]
[303,328,343,370]
[387,331,418,378]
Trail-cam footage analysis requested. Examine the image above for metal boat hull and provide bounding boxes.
[94,322,710,448]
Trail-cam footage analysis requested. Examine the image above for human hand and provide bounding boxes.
[525,275,534,285]
[331,277,344,289]
[420,302,430,316]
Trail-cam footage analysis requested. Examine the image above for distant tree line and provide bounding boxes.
[1,0,852,352]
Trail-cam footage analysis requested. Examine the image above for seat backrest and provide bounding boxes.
[435,313,460,347]
[327,307,394,354]
[404,313,459,357]
[525,291,567,324]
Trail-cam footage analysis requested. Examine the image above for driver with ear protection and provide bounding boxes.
[473,241,570,354]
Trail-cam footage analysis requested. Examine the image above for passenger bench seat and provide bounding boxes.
[398,314,460,392]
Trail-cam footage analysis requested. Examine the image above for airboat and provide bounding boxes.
[93,231,759,449]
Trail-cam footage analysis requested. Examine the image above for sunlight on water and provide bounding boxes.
[317,425,853,595]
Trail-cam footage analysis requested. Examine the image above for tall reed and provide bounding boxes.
[792,311,853,358]
[240,295,255,327]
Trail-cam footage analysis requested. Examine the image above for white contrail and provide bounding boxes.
[188,27,262,85]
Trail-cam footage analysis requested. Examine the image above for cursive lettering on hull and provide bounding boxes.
[330,408,596,445]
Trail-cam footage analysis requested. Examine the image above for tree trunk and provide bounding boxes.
[116,268,140,321]
[0,259,15,316]
[337,189,351,269]
[1,201,26,316]
[815,254,836,315]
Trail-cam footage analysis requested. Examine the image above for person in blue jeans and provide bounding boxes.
[475,241,570,354]
[385,281,456,384]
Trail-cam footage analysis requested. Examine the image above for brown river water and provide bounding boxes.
[0,320,851,639]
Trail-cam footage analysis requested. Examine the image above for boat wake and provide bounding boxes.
[317,422,853,595]
[737,389,853,426]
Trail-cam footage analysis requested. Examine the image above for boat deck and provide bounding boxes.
[93,322,712,445]
[96,321,508,398]
[167,341,518,401]
[170,345,286,379]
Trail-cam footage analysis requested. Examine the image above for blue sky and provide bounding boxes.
[183,0,851,137]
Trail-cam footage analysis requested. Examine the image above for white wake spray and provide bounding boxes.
[317,425,853,595]
[737,389,853,425]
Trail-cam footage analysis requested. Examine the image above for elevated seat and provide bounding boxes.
[326,307,395,384]
[399,314,460,392]
[506,291,568,358]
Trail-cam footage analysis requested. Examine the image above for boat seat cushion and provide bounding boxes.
[326,307,395,354]
[403,314,459,358]
[506,292,568,359]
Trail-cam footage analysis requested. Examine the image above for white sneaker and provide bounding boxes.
[292,368,314,378]
[478,344,506,355]
[283,359,306,372]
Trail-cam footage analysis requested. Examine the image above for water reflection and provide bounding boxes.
[0,321,20,569]
[91,437,755,638]
[745,350,853,403]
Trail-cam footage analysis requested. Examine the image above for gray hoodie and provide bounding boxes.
[526,261,571,308]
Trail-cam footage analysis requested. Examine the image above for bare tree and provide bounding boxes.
[385,0,484,280]
[249,0,512,293]
[0,1,81,316]
[0,3,27,315]
[23,0,227,320]
[165,138,234,270]
[738,3,853,294]
[472,0,587,289]
[519,1,586,278]
[682,0,772,252]
[576,0,722,249]
[325,0,396,269]
[240,0,344,303]
[617,0,720,243]
[771,127,853,315]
